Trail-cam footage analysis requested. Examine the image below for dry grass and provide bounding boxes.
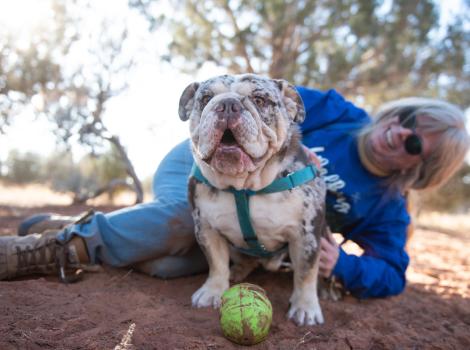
[0,181,152,207]
[416,211,470,234]
[1,181,469,233]
[0,182,73,207]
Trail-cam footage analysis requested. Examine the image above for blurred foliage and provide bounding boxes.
[0,0,143,202]
[0,1,75,132]
[130,0,470,212]
[77,146,129,193]
[417,162,470,213]
[0,0,469,210]
[43,151,82,193]
[3,150,43,184]
[0,147,129,199]
[132,0,470,108]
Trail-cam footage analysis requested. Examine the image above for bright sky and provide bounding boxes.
[0,0,468,179]
[0,0,225,179]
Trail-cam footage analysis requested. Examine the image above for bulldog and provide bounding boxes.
[179,74,328,326]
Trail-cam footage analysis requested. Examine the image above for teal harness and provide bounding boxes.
[190,163,319,258]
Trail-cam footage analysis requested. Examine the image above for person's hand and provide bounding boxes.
[319,231,340,278]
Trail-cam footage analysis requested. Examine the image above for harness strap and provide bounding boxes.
[190,163,319,258]
[232,190,275,257]
[257,165,318,194]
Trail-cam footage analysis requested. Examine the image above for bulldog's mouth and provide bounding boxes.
[205,128,256,175]
[202,128,245,160]
[220,129,237,146]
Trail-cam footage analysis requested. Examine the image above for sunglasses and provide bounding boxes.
[398,109,423,156]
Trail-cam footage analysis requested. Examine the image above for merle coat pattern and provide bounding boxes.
[179,74,328,326]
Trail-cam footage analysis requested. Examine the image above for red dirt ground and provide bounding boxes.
[0,204,469,350]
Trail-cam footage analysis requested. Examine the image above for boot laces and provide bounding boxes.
[16,236,83,283]
[16,236,57,274]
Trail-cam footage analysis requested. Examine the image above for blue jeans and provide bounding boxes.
[57,139,208,278]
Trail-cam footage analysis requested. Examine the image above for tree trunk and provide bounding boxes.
[73,178,136,204]
[107,135,144,204]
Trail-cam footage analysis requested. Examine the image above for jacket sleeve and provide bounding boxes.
[332,219,410,299]
[297,86,370,133]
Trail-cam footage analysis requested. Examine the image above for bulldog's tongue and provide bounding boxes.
[211,145,254,175]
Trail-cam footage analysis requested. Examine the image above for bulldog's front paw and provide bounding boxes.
[191,281,228,308]
[287,296,324,326]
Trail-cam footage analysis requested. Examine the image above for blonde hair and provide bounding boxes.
[359,97,470,192]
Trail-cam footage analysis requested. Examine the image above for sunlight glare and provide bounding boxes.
[0,0,54,38]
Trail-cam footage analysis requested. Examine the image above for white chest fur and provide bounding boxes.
[194,184,306,251]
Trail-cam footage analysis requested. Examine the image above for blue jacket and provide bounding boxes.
[297,86,410,299]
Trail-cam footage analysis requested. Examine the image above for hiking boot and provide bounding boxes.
[0,231,90,283]
[18,210,94,236]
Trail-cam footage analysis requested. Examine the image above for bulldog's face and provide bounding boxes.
[179,74,305,186]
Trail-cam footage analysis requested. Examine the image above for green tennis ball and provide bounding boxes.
[219,283,273,345]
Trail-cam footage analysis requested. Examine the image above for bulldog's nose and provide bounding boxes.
[216,98,242,128]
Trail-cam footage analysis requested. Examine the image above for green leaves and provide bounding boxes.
[135,0,469,108]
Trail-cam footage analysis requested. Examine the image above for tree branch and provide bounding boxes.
[221,0,254,73]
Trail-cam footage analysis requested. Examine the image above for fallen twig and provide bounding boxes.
[105,269,134,286]
[114,322,136,350]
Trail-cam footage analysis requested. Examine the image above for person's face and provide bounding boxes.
[367,115,440,173]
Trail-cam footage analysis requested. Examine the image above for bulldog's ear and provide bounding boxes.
[178,82,200,121]
[275,79,305,123]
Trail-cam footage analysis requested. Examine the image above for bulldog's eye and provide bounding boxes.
[253,96,265,108]
[200,95,212,107]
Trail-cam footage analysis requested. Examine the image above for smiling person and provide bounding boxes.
[1,86,469,299]
[302,93,470,296]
